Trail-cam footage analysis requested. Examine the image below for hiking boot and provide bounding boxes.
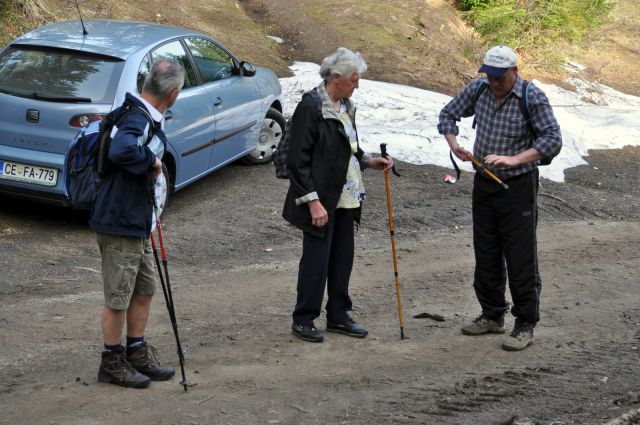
[461,313,505,335]
[502,320,534,351]
[126,342,175,381]
[326,319,368,338]
[292,322,324,343]
[98,351,151,388]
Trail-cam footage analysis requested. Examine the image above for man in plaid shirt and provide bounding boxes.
[438,45,562,351]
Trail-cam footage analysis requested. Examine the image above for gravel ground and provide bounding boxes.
[0,146,639,425]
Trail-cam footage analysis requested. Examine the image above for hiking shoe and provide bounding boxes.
[98,351,151,388]
[127,342,175,381]
[326,319,368,338]
[461,313,505,335]
[292,322,324,342]
[502,320,534,351]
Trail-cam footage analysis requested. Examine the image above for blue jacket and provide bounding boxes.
[90,93,168,238]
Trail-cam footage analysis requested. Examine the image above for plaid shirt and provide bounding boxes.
[438,76,562,179]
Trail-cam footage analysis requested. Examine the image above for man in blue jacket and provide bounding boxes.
[91,59,184,388]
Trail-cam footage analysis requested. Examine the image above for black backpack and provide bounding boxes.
[472,79,536,138]
[274,89,323,179]
[66,105,155,209]
[449,79,550,181]
[471,79,553,166]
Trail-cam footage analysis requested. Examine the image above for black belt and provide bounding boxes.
[477,169,535,183]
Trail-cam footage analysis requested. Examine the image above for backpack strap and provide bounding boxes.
[116,103,157,146]
[518,80,537,139]
[306,89,324,119]
[472,79,537,138]
[94,103,157,177]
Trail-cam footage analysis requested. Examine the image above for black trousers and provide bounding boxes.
[292,208,354,326]
[472,170,541,325]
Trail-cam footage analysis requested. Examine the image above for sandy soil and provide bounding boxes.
[1,1,639,423]
[1,145,639,425]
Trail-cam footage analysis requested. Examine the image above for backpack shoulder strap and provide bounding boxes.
[132,106,157,145]
[474,81,489,103]
[519,80,531,119]
[518,80,536,135]
[306,89,324,118]
[472,81,488,130]
[113,103,157,145]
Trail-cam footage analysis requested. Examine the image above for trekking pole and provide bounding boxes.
[153,218,190,392]
[380,143,405,340]
[467,153,509,190]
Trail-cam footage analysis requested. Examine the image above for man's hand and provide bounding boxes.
[484,149,542,168]
[368,156,394,172]
[484,154,518,168]
[451,145,471,161]
[152,157,163,177]
[308,199,328,228]
[444,134,470,161]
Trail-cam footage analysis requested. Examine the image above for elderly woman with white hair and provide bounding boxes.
[282,47,393,343]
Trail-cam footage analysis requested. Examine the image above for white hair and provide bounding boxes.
[319,47,367,82]
[142,58,185,98]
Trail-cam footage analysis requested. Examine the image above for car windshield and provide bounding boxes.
[0,46,124,104]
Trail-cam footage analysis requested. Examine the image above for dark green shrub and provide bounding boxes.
[458,0,490,12]
[462,0,616,50]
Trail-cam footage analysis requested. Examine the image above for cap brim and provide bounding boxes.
[478,64,510,77]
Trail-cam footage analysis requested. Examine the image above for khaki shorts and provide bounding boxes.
[97,233,156,310]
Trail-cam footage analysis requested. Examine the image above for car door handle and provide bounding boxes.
[165,110,174,122]
[213,97,223,107]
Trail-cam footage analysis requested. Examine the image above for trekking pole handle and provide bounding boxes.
[379,143,400,177]
[467,154,509,190]
[156,218,168,262]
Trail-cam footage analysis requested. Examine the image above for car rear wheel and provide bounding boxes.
[242,107,285,165]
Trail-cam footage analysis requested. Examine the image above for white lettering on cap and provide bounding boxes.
[484,46,517,68]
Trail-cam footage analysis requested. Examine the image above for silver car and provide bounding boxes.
[0,19,285,205]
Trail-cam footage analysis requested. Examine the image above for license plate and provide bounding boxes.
[0,159,58,186]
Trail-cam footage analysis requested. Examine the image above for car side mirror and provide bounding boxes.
[239,61,256,77]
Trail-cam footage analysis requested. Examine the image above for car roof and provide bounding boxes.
[10,19,208,59]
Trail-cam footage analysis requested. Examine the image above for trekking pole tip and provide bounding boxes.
[400,327,405,340]
[502,183,510,190]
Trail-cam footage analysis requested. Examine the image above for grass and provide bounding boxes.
[459,0,618,76]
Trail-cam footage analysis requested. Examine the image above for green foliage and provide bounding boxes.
[461,0,616,50]
[458,0,490,12]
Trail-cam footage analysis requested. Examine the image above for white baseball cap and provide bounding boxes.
[478,45,517,77]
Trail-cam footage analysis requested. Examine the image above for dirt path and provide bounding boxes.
[1,149,639,424]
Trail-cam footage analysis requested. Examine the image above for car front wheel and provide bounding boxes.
[242,107,285,165]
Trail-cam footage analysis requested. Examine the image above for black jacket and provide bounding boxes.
[282,87,365,238]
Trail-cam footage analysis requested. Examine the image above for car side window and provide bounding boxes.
[151,40,197,89]
[136,55,151,93]
[185,37,235,83]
